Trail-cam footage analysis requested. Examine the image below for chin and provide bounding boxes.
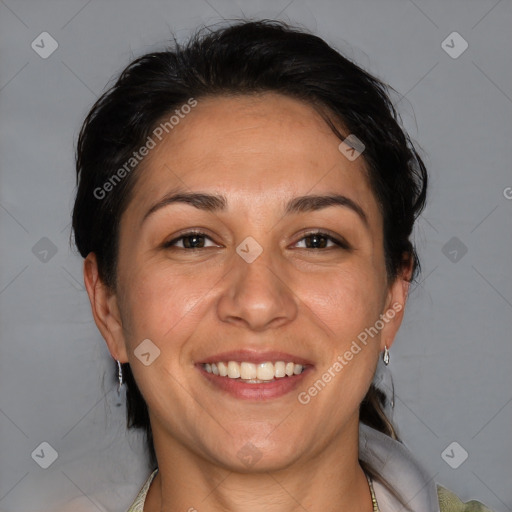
[220,450,301,474]
[212,432,304,473]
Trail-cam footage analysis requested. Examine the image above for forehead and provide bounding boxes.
[126,93,380,226]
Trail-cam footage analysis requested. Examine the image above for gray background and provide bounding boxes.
[1,0,511,511]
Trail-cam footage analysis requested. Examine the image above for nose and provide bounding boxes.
[216,247,298,332]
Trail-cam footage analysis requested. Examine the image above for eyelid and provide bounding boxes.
[292,229,351,250]
[163,229,221,248]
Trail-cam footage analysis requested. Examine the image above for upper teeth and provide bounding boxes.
[203,361,305,381]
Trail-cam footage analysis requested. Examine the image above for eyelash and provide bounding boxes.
[163,230,350,251]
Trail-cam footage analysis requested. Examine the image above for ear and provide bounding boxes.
[379,255,413,352]
[83,252,128,363]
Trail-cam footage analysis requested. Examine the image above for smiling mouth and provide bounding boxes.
[202,361,306,383]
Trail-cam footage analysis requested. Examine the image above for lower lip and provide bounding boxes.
[197,365,312,400]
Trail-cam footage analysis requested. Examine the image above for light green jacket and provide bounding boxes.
[437,485,493,512]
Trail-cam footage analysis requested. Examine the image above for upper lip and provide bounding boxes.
[196,350,314,366]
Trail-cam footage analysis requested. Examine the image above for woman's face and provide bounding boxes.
[89,93,407,471]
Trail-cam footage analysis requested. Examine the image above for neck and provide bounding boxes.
[144,419,374,512]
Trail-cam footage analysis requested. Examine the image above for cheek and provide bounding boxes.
[296,268,383,423]
[117,263,215,348]
[301,265,385,343]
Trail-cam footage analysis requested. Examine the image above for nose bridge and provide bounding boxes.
[216,237,297,330]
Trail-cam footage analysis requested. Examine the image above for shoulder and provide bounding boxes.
[437,485,494,512]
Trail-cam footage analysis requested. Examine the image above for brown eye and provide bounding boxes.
[294,232,349,250]
[164,232,218,249]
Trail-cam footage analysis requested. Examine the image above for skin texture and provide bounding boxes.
[84,93,411,512]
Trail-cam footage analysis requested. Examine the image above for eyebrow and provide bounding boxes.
[141,190,369,228]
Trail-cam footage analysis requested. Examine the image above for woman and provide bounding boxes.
[72,20,492,512]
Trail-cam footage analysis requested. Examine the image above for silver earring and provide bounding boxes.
[383,345,390,366]
[117,360,123,392]
[115,360,125,407]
